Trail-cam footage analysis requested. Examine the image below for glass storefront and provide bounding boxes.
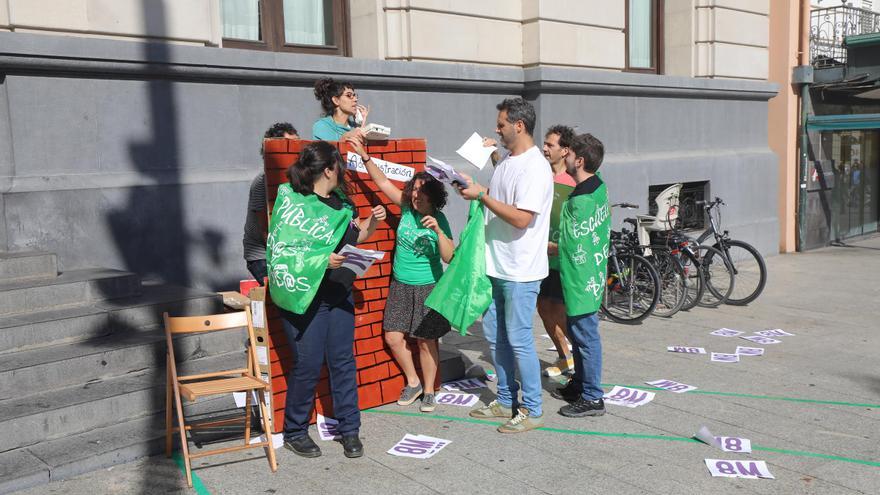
[825,129,879,239]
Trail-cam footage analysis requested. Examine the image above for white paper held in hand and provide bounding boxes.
[337,245,385,277]
[456,132,496,170]
[426,156,469,187]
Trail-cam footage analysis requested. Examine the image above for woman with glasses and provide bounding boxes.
[312,77,370,142]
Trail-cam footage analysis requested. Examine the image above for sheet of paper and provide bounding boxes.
[317,413,341,441]
[249,433,284,449]
[426,156,469,186]
[256,346,269,366]
[667,346,707,354]
[546,344,573,352]
[645,379,698,393]
[705,459,774,479]
[694,426,722,448]
[710,352,740,363]
[735,346,764,356]
[337,245,385,277]
[740,335,782,345]
[346,152,414,182]
[387,434,452,459]
[434,392,480,408]
[710,328,744,337]
[455,132,496,170]
[715,436,752,453]
[233,390,270,409]
[755,329,795,337]
[250,300,265,328]
[603,386,655,408]
[441,378,487,391]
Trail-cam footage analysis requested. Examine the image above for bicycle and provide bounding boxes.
[693,197,767,306]
[601,205,661,324]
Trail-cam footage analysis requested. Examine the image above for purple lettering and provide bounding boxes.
[736,462,762,477]
[716,461,736,475]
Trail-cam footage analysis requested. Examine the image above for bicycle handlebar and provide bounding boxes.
[696,197,725,208]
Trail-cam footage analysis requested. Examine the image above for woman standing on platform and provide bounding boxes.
[267,141,386,459]
[312,77,370,142]
[349,139,454,413]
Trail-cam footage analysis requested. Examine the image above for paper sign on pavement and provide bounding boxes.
[441,378,487,391]
[715,436,752,453]
[387,434,451,459]
[434,392,480,408]
[317,413,341,441]
[667,346,707,354]
[735,346,764,356]
[249,433,284,449]
[755,329,795,337]
[603,386,655,408]
[740,335,782,345]
[233,390,270,409]
[337,245,385,277]
[694,426,722,448]
[645,379,698,393]
[710,328,744,337]
[455,132,496,170]
[710,352,740,363]
[705,459,774,479]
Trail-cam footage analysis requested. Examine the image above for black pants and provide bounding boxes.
[280,293,359,439]
[246,259,267,286]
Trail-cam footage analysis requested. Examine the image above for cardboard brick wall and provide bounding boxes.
[263,137,427,433]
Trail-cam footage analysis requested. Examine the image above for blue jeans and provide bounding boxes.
[280,293,359,440]
[482,277,543,417]
[567,312,603,401]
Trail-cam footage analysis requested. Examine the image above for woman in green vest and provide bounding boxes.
[267,141,386,459]
[349,139,454,414]
[312,77,370,142]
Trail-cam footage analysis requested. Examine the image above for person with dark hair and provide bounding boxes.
[348,139,454,413]
[538,125,577,377]
[552,133,610,418]
[312,77,369,143]
[267,141,387,459]
[244,123,299,285]
[456,97,553,433]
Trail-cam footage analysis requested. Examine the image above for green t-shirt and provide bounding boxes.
[312,116,354,141]
[392,207,453,285]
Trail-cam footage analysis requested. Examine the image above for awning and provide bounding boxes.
[806,113,880,131]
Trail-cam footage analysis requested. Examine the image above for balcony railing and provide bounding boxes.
[810,5,880,68]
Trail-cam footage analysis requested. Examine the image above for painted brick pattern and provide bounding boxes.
[263,138,427,433]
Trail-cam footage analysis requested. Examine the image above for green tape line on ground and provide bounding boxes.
[600,384,880,409]
[172,452,212,495]
[365,409,880,468]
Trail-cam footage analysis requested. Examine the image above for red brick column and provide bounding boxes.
[263,138,427,433]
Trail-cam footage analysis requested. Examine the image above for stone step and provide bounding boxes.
[0,252,57,282]
[0,283,222,354]
[0,352,247,453]
[0,268,141,316]
[0,321,246,400]
[0,397,236,494]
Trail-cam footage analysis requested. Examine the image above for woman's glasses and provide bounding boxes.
[342,92,357,99]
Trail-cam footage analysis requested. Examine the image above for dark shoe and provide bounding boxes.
[284,434,321,458]
[559,397,606,417]
[550,380,580,402]
[341,435,364,458]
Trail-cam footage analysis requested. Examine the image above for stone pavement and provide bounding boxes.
[16,236,880,494]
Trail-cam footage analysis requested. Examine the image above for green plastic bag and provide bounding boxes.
[425,200,492,335]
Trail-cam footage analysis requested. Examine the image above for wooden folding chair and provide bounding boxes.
[163,308,277,487]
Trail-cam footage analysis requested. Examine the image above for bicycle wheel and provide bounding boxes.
[647,247,686,318]
[601,253,660,324]
[676,249,704,311]
[693,244,734,308]
[711,239,767,305]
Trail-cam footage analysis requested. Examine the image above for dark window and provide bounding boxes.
[625,0,664,74]
[220,0,350,56]
[649,181,708,230]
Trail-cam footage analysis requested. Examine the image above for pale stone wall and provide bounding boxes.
[694,0,770,79]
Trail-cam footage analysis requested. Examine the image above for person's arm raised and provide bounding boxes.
[348,138,403,206]
[456,173,534,229]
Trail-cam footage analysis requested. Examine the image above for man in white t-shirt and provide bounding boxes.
[457,97,553,433]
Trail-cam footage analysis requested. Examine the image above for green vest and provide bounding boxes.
[266,184,353,314]
[548,181,575,270]
[558,183,611,316]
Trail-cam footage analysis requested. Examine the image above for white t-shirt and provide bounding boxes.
[484,145,554,282]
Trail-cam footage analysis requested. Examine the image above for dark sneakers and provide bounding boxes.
[559,397,606,417]
[550,380,580,402]
[284,434,321,458]
[341,435,364,458]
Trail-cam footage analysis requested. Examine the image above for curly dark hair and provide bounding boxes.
[545,124,575,149]
[264,122,298,139]
[401,172,447,211]
[314,77,354,116]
